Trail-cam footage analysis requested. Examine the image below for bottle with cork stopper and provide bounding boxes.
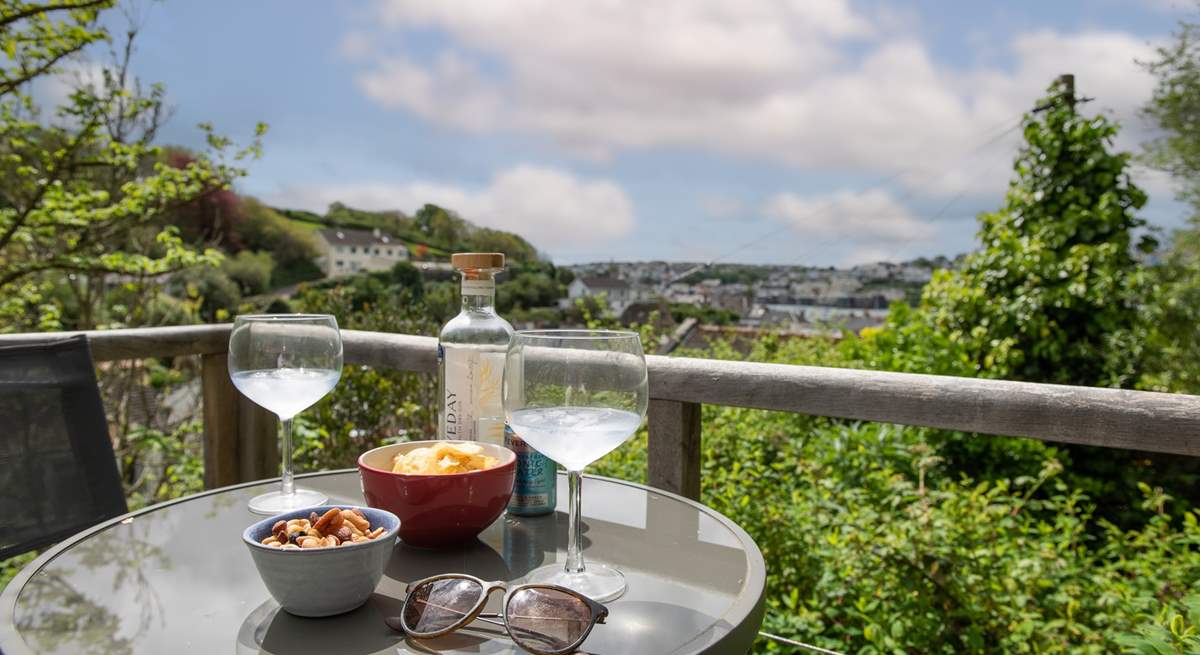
[438,253,513,444]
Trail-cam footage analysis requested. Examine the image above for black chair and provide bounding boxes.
[0,335,127,560]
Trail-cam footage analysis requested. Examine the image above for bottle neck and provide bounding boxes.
[460,272,497,313]
[461,290,495,312]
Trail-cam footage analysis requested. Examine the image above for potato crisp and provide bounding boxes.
[392,441,499,475]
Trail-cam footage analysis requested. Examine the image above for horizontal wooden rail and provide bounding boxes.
[0,324,233,360]
[3,326,1199,499]
[643,355,1200,457]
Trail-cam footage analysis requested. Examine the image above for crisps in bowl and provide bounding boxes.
[392,441,499,475]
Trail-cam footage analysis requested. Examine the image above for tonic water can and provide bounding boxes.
[505,424,557,516]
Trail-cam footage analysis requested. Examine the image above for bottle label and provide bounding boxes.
[442,346,505,442]
[506,425,557,515]
[461,278,494,295]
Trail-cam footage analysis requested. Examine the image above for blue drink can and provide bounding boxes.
[505,424,557,516]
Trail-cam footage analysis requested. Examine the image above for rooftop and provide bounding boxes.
[577,276,631,290]
[316,227,400,247]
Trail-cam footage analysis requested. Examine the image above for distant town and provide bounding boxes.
[306,224,951,346]
[564,258,948,340]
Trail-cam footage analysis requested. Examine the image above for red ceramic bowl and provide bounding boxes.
[358,441,515,547]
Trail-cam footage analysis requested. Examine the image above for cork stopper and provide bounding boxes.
[451,253,505,270]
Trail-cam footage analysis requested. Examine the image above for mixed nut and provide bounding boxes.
[260,507,386,549]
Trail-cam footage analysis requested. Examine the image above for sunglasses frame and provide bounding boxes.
[400,573,608,655]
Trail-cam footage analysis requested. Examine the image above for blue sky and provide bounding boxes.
[82,0,1192,265]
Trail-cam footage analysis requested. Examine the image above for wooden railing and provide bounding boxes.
[3,324,1200,500]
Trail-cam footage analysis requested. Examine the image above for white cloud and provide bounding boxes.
[265,165,635,250]
[358,51,502,131]
[350,2,1160,198]
[766,188,935,241]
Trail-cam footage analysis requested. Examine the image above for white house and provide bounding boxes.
[568,276,634,312]
[314,228,409,277]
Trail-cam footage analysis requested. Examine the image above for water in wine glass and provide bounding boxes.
[231,368,340,419]
[508,406,641,471]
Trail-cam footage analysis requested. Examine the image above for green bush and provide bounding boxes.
[594,405,1200,654]
[222,250,275,296]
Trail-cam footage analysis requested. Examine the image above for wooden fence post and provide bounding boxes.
[201,354,240,489]
[647,399,702,500]
[201,352,278,487]
[238,396,278,483]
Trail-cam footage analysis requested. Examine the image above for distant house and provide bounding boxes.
[314,227,408,277]
[568,276,634,312]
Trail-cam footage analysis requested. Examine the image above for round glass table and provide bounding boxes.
[0,471,765,654]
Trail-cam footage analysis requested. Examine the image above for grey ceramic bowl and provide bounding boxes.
[242,505,399,617]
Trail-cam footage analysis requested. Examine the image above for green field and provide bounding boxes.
[284,217,323,234]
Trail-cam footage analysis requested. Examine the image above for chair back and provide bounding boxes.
[0,335,127,560]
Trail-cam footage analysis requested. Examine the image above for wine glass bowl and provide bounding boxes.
[229,314,343,515]
[503,330,648,601]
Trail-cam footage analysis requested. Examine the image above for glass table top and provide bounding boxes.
[1,471,765,655]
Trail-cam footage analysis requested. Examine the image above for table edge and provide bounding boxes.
[1,470,767,655]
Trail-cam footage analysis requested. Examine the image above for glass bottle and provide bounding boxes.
[438,252,513,443]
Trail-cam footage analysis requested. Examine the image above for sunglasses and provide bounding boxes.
[395,573,608,655]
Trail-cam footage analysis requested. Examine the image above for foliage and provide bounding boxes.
[237,198,320,275]
[0,550,37,594]
[669,301,740,326]
[887,80,1198,525]
[222,250,274,296]
[920,78,1152,388]
[121,419,205,509]
[1141,18,1200,208]
[0,0,264,331]
[1140,223,1200,394]
[1118,597,1200,654]
[170,263,240,322]
[0,1,111,97]
[592,335,1200,654]
[496,262,563,312]
[279,201,539,263]
[1138,20,1200,397]
[289,273,443,471]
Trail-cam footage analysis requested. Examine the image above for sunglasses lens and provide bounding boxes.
[403,577,485,636]
[506,587,595,653]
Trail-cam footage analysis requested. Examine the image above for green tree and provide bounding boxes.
[222,250,274,296]
[1142,18,1200,207]
[1137,17,1200,395]
[0,0,264,331]
[921,78,1152,388]
[466,227,539,262]
[904,79,1199,524]
[1140,226,1200,393]
[388,260,423,296]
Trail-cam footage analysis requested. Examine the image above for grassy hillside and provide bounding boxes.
[274,203,537,262]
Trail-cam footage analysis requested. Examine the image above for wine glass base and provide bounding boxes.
[247,488,328,515]
[522,562,627,602]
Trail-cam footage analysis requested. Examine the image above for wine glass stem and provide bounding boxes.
[565,469,584,574]
[279,417,295,497]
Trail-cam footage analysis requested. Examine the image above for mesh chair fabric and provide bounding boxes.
[0,335,127,560]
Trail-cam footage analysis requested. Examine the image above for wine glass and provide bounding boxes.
[228,314,343,515]
[503,330,648,601]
